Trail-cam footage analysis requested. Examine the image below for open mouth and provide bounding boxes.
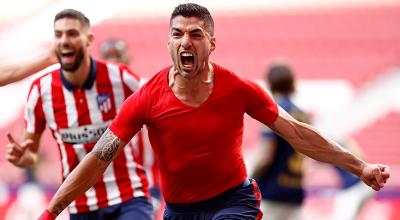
[62,51,75,58]
[180,52,194,68]
[60,51,75,64]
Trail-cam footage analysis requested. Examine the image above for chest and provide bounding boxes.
[171,83,213,108]
[150,89,245,139]
[42,84,125,129]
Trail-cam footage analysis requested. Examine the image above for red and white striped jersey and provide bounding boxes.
[24,58,150,213]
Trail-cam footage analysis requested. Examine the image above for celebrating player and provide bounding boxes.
[37,4,390,220]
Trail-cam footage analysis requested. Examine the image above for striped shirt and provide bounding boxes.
[25,58,149,213]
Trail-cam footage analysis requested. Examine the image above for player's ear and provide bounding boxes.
[87,32,94,47]
[210,37,216,53]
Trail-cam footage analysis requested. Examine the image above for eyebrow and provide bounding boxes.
[54,28,79,33]
[171,27,204,34]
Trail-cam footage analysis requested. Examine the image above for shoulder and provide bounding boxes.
[213,63,256,86]
[213,63,246,90]
[96,59,139,78]
[30,68,59,88]
[140,66,170,92]
[120,67,170,115]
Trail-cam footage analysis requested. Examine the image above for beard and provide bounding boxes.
[57,48,85,72]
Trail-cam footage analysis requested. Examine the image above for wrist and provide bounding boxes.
[38,209,56,220]
[16,151,37,168]
[355,160,368,177]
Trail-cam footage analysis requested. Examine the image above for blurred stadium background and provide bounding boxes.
[0,0,399,219]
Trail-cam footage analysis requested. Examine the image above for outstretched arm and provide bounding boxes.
[270,107,390,191]
[0,47,57,86]
[43,129,126,218]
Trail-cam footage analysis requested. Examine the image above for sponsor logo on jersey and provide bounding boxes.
[59,122,110,144]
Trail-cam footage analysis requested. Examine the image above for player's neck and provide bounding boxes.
[62,56,91,88]
[170,63,214,89]
[169,63,214,107]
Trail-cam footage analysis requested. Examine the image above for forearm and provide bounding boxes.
[0,50,56,86]
[279,121,366,177]
[48,154,109,216]
[47,128,125,216]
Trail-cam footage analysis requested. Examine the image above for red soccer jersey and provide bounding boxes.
[110,63,278,203]
[25,59,150,213]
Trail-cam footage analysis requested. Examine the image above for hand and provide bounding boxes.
[38,210,56,220]
[5,133,32,167]
[360,164,390,191]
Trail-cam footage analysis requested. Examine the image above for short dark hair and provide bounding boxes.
[267,63,295,95]
[54,9,90,28]
[170,3,214,36]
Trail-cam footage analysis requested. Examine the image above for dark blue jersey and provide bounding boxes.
[335,167,360,188]
[256,96,308,204]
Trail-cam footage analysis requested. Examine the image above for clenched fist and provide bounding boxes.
[360,164,390,191]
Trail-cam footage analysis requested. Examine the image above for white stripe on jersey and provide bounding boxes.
[85,82,122,206]
[25,85,40,133]
[40,75,72,180]
[40,75,56,130]
[122,69,141,92]
[107,64,125,112]
[68,201,78,214]
[85,81,103,125]
[63,86,78,128]
[103,164,122,206]
[73,144,98,211]
[39,76,72,180]
[63,86,98,212]
[124,138,145,198]
[54,132,71,187]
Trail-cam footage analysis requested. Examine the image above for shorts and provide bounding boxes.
[70,196,153,220]
[163,179,263,220]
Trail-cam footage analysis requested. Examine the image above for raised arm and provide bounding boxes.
[0,47,57,86]
[41,129,126,219]
[270,107,390,191]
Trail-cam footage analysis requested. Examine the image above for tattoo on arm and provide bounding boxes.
[91,129,125,162]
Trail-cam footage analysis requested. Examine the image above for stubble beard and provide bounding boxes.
[57,48,85,72]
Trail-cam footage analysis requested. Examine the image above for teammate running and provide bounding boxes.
[6,9,153,220]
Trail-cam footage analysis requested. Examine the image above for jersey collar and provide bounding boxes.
[61,57,97,91]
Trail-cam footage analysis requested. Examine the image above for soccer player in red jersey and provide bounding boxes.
[37,4,390,220]
[6,9,153,220]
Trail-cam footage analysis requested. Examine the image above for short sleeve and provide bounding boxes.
[24,82,46,134]
[241,79,279,126]
[109,87,147,143]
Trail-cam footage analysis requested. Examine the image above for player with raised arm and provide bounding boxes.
[37,4,390,220]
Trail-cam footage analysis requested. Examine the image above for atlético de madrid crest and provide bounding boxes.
[97,93,112,113]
